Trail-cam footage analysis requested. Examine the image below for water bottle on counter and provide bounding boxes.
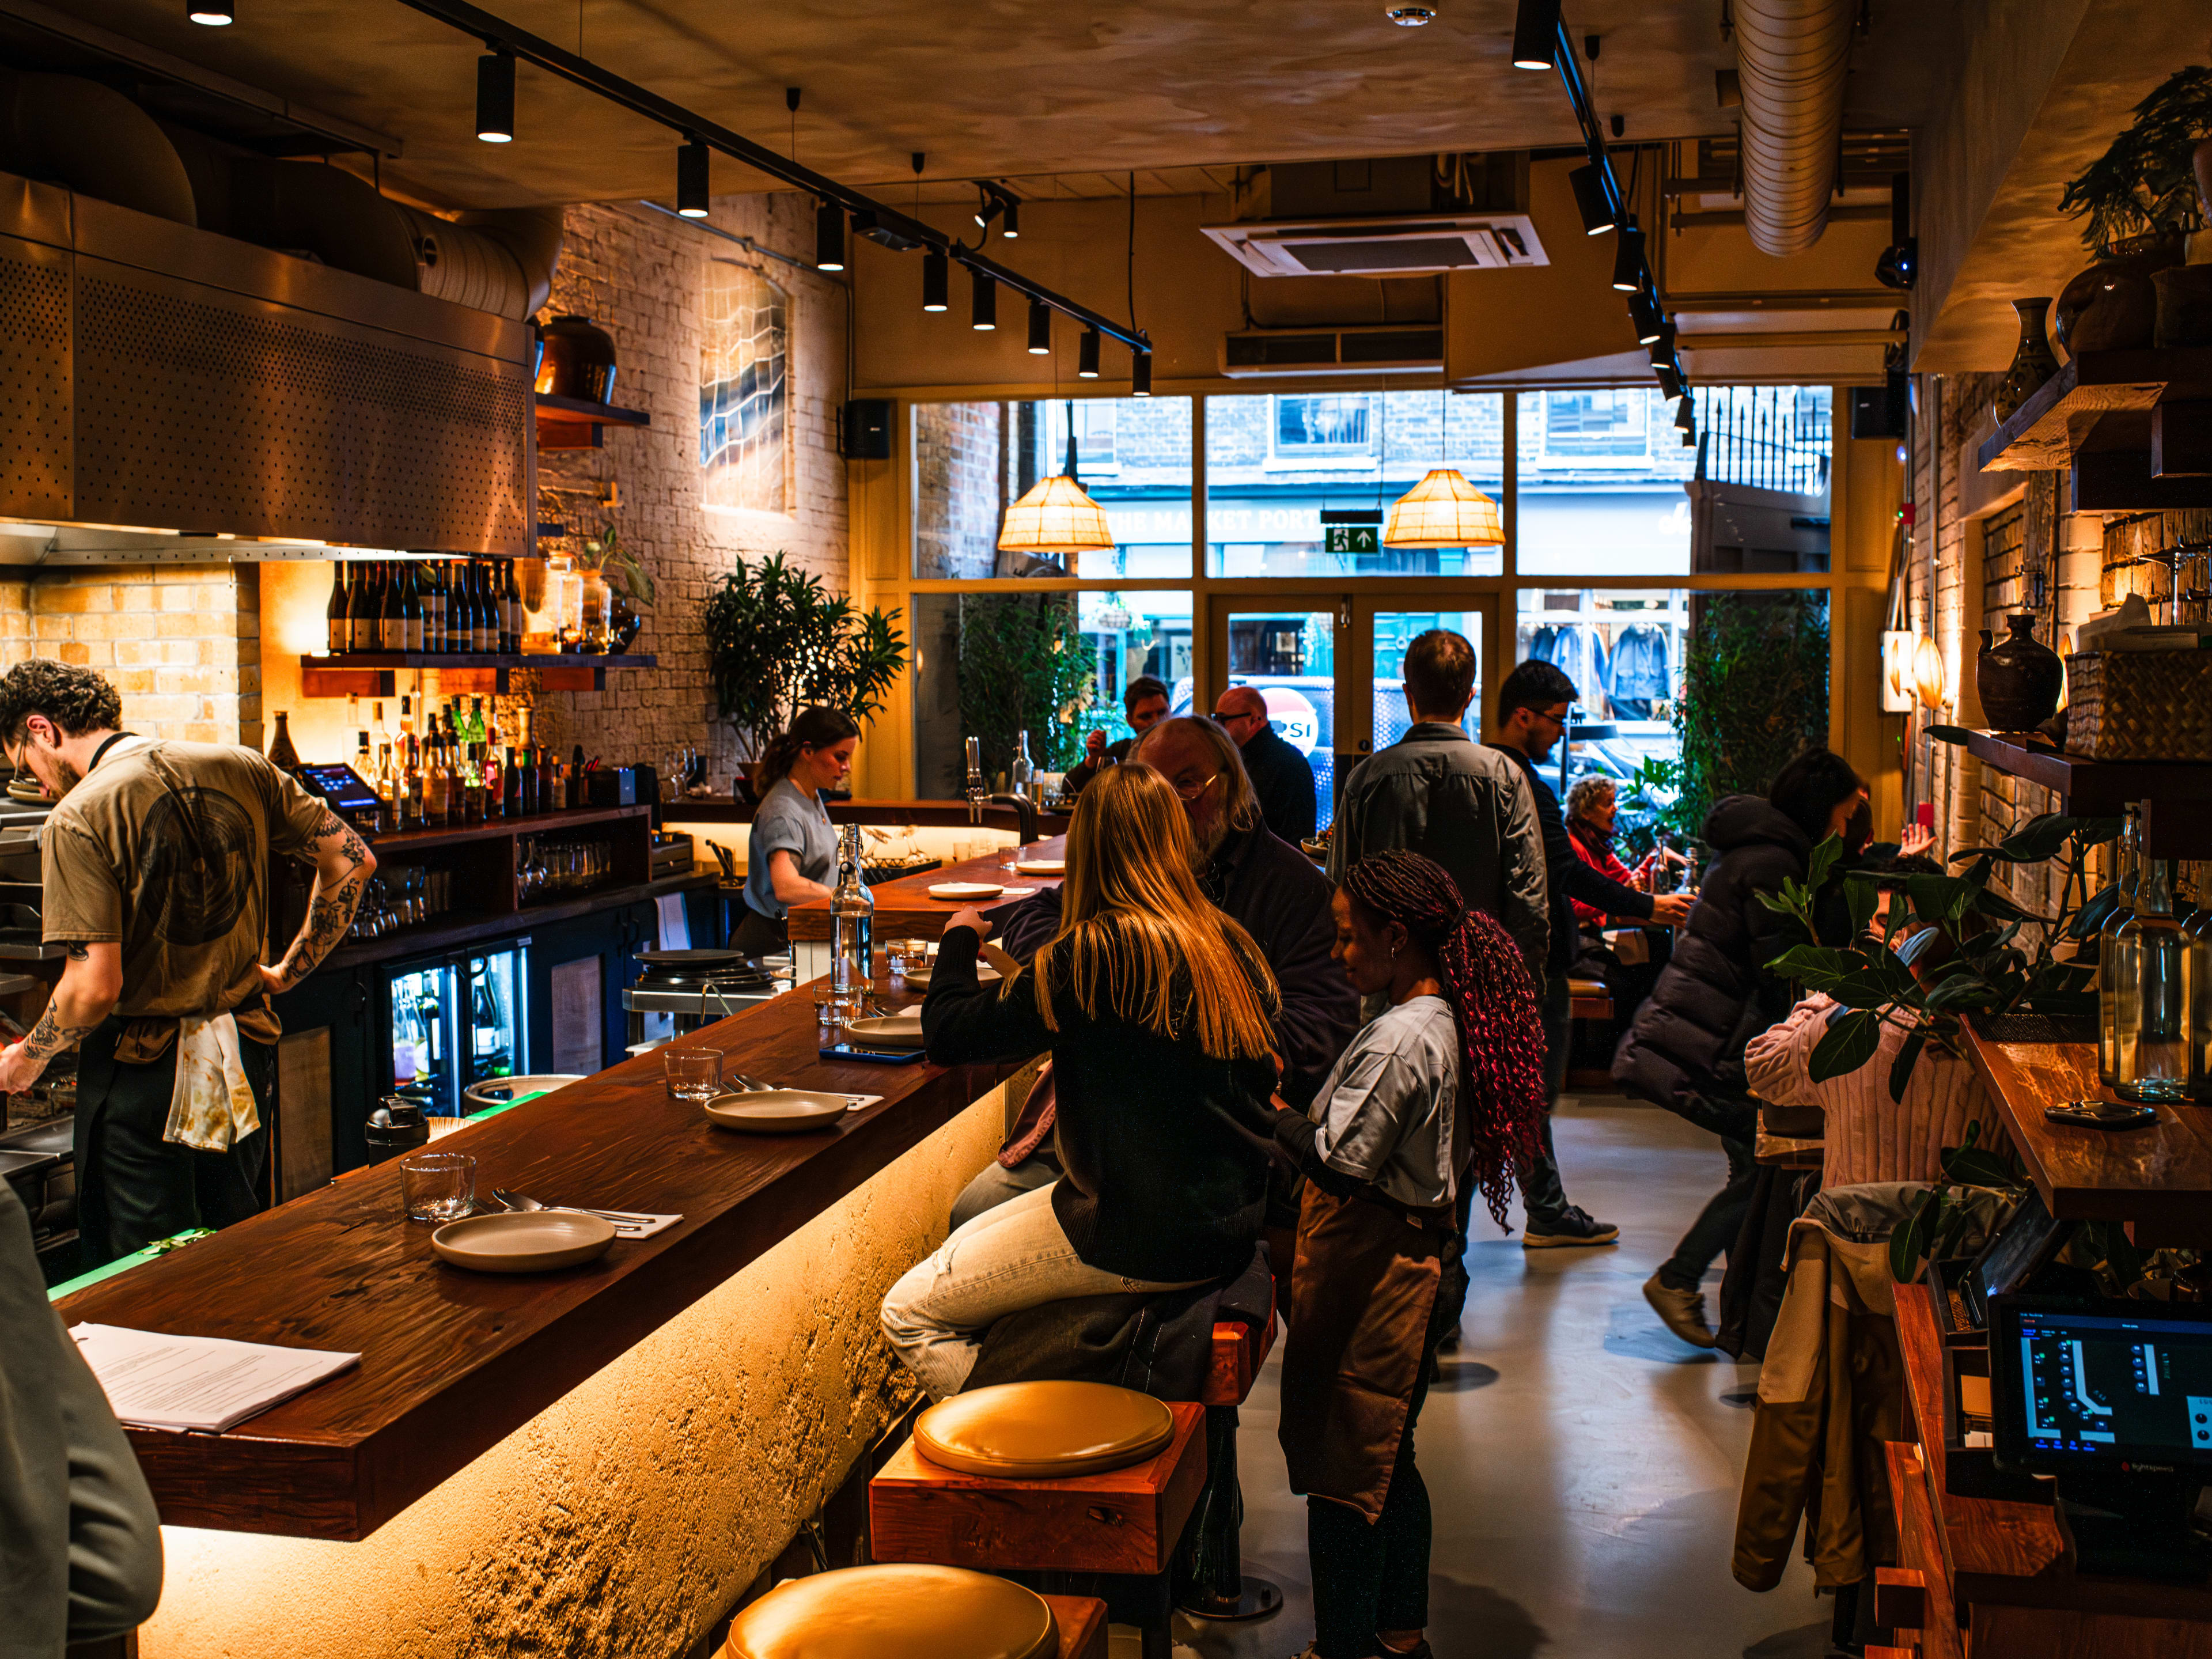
[830,824,874,1016]
[2113,850,2192,1103]
[2098,806,2141,1090]
[1011,730,1034,800]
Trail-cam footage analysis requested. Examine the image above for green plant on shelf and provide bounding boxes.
[1671,593,1829,845]
[701,551,907,766]
[575,518,655,611]
[2058,63,2212,255]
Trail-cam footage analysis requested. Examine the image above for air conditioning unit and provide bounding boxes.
[1202,214,1548,278]
[1218,326,1444,378]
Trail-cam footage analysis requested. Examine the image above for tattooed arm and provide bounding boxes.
[258,811,377,995]
[0,940,122,1092]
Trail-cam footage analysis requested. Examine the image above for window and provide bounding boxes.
[1269,394,1376,464]
[1050,400,1120,472]
[1537,389,1649,465]
[1516,389,1697,574]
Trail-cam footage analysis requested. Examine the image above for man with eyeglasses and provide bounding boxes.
[1211,685,1316,845]
[1062,675,1171,798]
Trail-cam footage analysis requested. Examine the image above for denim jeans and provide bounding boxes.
[880,1181,1206,1400]
[948,1146,1063,1232]
[1659,1135,1756,1292]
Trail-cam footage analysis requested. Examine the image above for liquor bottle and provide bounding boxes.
[372,699,389,757]
[518,741,538,815]
[380,560,407,652]
[326,565,349,654]
[538,746,555,816]
[2115,853,2193,1103]
[828,824,874,1012]
[502,560,522,653]
[502,745,521,817]
[354,728,372,782]
[350,564,380,653]
[376,741,398,831]
[444,737,465,826]
[473,563,496,653]
[403,737,425,831]
[2099,807,2141,1089]
[569,744,585,808]
[465,696,487,752]
[267,711,301,772]
[463,743,486,825]
[1011,729,1034,799]
[426,737,449,829]
[482,739,502,820]
[400,563,424,653]
[422,562,445,654]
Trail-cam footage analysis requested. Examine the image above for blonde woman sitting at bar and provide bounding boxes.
[881,763,1283,1401]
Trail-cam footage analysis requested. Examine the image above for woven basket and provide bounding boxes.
[2063,650,2212,760]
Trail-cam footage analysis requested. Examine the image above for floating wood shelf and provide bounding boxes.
[300,653,656,697]
[1960,728,2212,858]
[534,391,650,451]
[1974,347,2212,509]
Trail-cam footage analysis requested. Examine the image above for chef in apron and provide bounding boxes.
[1271,849,1548,1659]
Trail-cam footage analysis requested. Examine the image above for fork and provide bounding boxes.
[491,1187,634,1222]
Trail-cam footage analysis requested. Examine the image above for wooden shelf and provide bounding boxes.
[1959,729,2212,858]
[300,653,656,697]
[364,802,648,857]
[534,391,650,451]
[1974,348,2212,509]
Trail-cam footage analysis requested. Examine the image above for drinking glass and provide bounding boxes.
[401,1151,475,1222]
[664,1047,723,1103]
[888,937,930,979]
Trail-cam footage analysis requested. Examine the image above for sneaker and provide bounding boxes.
[1643,1272,1717,1347]
[1520,1206,1619,1248]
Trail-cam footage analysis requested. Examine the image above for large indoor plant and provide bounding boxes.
[955,594,1097,783]
[1670,593,1830,843]
[701,551,907,788]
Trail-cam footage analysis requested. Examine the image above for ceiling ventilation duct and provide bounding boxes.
[1733,0,1855,256]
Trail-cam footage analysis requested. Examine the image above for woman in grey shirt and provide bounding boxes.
[734,708,859,956]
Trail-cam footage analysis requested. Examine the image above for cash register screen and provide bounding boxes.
[294,762,381,816]
[1993,1298,2212,1468]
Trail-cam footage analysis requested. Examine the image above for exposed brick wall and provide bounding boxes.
[914,400,1002,579]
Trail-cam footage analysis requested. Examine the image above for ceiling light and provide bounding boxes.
[1610,222,1645,291]
[1568,164,1613,234]
[676,138,710,217]
[476,51,516,143]
[1027,299,1051,354]
[1655,362,1682,400]
[998,475,1117,558]
[1131,350,1152,397]
[187,0,234,22]
[815,199,846,271]
[1387,5,1436,23]
[1675,396,1695,431]
[1078,328,1101,378]
[1383,470,1503,548]
[1000,198,1020,238]
[1646,320,1676,364]
[971,269,997,331]
[922,249,948,312]
[1628,289,1663,344]
[1511,0,1562,69]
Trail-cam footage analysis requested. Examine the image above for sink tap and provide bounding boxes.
[980,791,1040,846]
[964,736,987,825]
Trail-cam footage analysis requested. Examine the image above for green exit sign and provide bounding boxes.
[1325,526,1379,554]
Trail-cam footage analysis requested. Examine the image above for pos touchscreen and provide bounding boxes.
[1990,1294,2212,1471]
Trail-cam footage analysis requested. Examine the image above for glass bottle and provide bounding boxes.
[351,563,382,653]
[1011,729,1034,799]
[426,737,449,829]
[423,561,445,654]
[502,745,521,817]
[376,741,397,831]
[326,565,349,654]
[474,563,497,653]
[829,824,874,1014]
[400,562,425,653]
[266,711,300,772]
[2115,854,2193,1103]
[503,560,523,653]
[354,728,372,785]
[2188,890,2212,1102]
[2099,807,2141,1089]
[463,743,486,825]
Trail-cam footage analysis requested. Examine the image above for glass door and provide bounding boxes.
[1213,599,1342,831]
[386,959,460,1118]
[1356,595,1500,752]
[464,944,529,1094]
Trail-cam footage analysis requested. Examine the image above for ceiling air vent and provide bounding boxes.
[1219,326,1443,378]
[1202,214,1547,279]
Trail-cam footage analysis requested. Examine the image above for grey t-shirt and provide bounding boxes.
[742,777,836,920]
[1308,995,1464,1209]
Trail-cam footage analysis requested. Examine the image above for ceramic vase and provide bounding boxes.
[1976,613,2065,732]
[537,315,618,403]
[1994,299,2061,423]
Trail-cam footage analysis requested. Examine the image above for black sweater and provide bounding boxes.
[921,923,1282,1283]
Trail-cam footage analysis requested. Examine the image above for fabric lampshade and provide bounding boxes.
[1381,468,1504,548]
[997,474,1116,555]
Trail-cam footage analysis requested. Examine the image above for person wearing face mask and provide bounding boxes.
[1060,675,1170,797]
[733,707,861,957]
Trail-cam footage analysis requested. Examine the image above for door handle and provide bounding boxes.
[1358,738,1372,752]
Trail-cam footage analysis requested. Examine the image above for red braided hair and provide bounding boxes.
[1340,850,1547,1230]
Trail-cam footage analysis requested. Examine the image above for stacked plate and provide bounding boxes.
[431,1210,616,1273]
[846,1013,924,1048]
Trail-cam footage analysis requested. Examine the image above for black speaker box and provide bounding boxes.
[841,399,893,460]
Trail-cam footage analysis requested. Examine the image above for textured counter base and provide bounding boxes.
[139,1074,1017,1659]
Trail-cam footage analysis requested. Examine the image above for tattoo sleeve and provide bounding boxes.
[272,825,372,988]
[22,1002,98,1061]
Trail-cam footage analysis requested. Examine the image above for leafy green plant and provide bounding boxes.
[1673,594,1829,843]
[2058,65,2212,254]
[700,552,907,760]
[575,518,655,609]
[1889,1122,2027,1283]
[955,594,1097,779]
[1616,754,1684,857]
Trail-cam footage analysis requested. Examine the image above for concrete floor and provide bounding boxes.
[1127,1095,1834,1659]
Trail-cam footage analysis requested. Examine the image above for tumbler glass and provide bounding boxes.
[401,1152,475,1222]
[664,1047,723,1103]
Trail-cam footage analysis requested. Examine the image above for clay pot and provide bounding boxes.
[2055,236,2183,357]
[2153,264,2212,348]
[537,314,618,403]
[1994,298,2061,422]
[1977,613,2065,733]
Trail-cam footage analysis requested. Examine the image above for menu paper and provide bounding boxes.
[70,1324,360,1433]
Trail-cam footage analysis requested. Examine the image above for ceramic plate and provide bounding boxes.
[704,1089,851,1133]
[901,963,1001,990]
[845,1014,925,1048]
[928,882,1004,901]
[5,781,44,802]
[431,1210,616,1273]
[1014,859,1065,876]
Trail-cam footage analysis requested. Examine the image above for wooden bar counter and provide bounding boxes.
[59,985,1032,1659]
[786,836,1068,946]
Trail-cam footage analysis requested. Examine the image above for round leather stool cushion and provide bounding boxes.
[724,1563,1055,1659]
[916,1380,1175,1478]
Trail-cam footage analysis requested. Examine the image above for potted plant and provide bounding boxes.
[701,551,906,798]
[953,594,1097,786]
[573,521,654,653]
[2055,65,2212,351]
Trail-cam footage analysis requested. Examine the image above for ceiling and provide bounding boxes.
[39,0,1949,211]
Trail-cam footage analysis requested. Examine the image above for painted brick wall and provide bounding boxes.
[913,400,1002,579]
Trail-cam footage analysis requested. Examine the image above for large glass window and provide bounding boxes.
[1075,590,1195,742]
[1514,588,1688,807]
[1225,606,1337,831]
[1372,608,1484,750]
[1206,390,1502,578]
[1516,389,1695,575]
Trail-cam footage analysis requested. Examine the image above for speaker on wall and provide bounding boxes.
[840,399,893,460]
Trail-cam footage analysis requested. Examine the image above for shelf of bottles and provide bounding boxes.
[390,945,527,1119]
[2095,806,2212,1104]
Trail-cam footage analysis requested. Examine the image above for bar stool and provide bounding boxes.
[721,1563,1107,1659]
[869,1381,1208,1659]
[1174,1311,1281,1620]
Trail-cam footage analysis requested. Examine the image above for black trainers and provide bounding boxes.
[1521,1205,1620,1249]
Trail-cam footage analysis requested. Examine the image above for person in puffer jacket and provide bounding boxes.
[1613,748,1868,1347]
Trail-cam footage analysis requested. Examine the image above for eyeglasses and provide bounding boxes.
[1169,771,1220,802]
[1213,708,1262,727]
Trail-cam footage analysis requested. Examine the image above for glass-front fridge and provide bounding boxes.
[383,941,531,1124]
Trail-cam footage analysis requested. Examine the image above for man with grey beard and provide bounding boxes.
[949,715,1357,1230]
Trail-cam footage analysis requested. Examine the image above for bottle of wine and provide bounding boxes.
[2099,807,2141,1089]
[404,563,426,653]
[376,741,398,832]
[503,560,522,653]
[570,743,585,808]
[403,734,425,831]
[380,560,407,652]
[326,565,350,654]
[472,563,495,653]
[352,563,382,653]
[267,711,301,771]
[423,562,445,654]
[463,743,486,825]
[426,736,449,828]
[502,745,521,817]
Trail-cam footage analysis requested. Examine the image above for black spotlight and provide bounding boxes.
[815,199,846,271]
[187,0,235,22]
[677,138,710,218]
[1876,171,1917,290]
[1611,221,1646,291]
[1131,350,1153,397]
[476,50,516,143]
[971,269,997,331]
[1628,289,1663,344]
[1656,362,1682,401]
[1646,320,1677,364]
[1078,328,1101,379]
[1675,396,1695,431]
[1512,0,1562,69]
[1001,198,1020,238]
[922,250,949,312]
[1569,164,1614,234]
[1027,299,1051,355]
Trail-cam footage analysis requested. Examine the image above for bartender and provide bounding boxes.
[0,661,376,1266]
[734,707,859,956]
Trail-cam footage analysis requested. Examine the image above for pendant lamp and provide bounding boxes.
[998,475,1116,558]
[1381,469,1504,548]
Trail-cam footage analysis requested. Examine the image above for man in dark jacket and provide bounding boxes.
[1614,748,1868,1346]
[1062,675,1171,797]
[1212,685,1317,844]
[1490,660,1691,1249]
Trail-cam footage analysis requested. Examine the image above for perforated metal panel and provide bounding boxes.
[0,239,71,520]
[71,262,529,552]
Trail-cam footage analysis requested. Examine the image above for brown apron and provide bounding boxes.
[1278,1180,1449,1521]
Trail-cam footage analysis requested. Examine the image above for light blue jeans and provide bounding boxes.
[880,1181,1205,1400]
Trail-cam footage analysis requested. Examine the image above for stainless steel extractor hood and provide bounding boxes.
[0,168,535,558]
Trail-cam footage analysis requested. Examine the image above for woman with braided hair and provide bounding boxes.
[1272,849,1547,1659]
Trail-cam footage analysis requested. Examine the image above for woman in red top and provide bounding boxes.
[1563,777,1674,927]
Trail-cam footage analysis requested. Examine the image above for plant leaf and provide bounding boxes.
[1888,1027,1928,1103]
[1810,1009,1884,1082]
[1806,832,1843,896]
